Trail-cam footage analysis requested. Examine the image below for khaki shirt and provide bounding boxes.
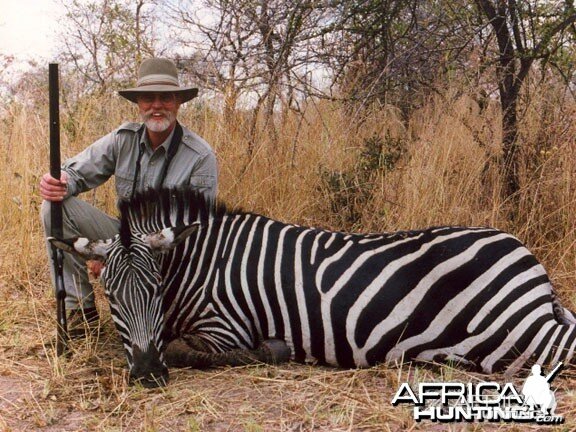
[63,122,218,201]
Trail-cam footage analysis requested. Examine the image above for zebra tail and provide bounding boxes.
[551,287,576,325]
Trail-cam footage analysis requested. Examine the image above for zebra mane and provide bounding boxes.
[117,188,232,245]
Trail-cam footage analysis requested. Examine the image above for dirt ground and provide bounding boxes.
[0,251,574,431]
[1,306,575,432]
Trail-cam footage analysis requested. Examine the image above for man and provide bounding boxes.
[40,58,218,338]
[521,364,557,415]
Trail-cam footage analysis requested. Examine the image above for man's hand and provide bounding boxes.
[39,171,68,201]
[87,260,104,279]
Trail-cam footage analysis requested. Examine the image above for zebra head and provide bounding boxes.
[49,222,199,388]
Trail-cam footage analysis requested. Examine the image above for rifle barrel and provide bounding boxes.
[49,63,68,356]
[545,362,563,383]
[49,63,62,238]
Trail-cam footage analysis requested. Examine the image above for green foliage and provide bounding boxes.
[320,133,406,229]
[358,134,405,173]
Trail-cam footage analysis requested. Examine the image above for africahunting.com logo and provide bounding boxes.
[391,362,564,424]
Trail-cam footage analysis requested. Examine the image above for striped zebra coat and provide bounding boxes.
[50,189,576,387]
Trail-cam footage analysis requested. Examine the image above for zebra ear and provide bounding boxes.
[143,223,200,252]
[48,237,111,261]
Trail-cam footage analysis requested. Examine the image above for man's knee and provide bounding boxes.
[40,198,75,236]
[41,197,119,241]
[40,200,51,234]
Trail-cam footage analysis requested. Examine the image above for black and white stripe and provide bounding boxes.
[102,230,166,368]
[101,189,576,375]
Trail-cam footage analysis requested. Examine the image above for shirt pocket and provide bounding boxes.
[115,169,135,200]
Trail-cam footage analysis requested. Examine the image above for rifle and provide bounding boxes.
[49,63,69,356]
[545,361,563,383]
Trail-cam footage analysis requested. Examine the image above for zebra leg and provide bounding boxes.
[164,337,291,369]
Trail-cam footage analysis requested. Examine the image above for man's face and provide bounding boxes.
[137,92,180,133]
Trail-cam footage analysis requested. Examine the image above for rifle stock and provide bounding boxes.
[49,63,68,356]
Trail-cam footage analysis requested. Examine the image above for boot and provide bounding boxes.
[67,307,100,339]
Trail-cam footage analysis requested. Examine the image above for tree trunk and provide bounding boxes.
[500,92,520,202]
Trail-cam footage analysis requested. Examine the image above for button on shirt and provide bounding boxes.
[62,122,218,201]
[138,126,174,191]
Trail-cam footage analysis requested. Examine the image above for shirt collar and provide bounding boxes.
[139,125,176,153]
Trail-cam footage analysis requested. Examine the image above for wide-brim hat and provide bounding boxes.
[118,58,198,103]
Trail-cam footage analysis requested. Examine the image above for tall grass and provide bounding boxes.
[0,82,575,430]
[1,81,576,331]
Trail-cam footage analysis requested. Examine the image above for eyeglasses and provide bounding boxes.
[137,93,177,105]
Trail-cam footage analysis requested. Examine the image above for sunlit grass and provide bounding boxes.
[0,82,575,430]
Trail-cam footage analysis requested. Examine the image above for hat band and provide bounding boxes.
[137,73,179,87]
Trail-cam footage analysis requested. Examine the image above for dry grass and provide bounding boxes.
[1,82,576,430]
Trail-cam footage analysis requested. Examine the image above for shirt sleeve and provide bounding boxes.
[189,151,218,203]
[62,131,118,197]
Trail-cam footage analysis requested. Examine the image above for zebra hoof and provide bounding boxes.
[259,339,291,365]
[165,338,193,368]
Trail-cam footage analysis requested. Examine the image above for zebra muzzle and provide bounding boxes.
[129,344,169,388]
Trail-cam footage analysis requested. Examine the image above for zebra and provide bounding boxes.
[48,188,576,387]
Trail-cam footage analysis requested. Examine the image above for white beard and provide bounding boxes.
[142,110,176,133]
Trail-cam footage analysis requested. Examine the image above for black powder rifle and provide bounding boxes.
[49,63,69,356]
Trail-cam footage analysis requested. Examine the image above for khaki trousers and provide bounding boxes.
[40,197,119,310]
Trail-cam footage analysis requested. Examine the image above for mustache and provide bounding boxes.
[142,109,173,120]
